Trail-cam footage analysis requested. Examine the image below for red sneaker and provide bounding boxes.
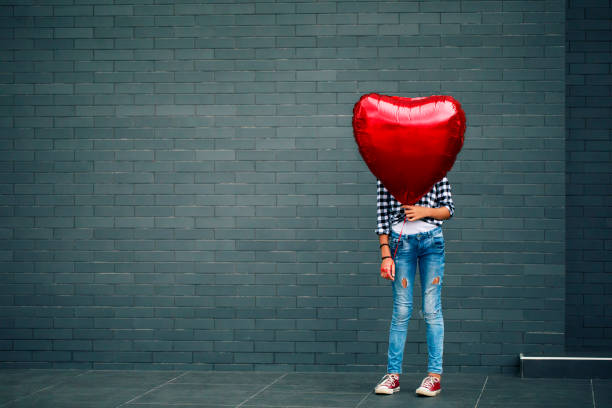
[374,374,400,394]
[415,375,441,397]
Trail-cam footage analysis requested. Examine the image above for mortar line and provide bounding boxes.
[126,404,234,406]
[473,375,488,408]
[354,390,372,408]
[0,369,91,408]
[115,371,188,408]
[234,372,288,408]
[591,378,596,408]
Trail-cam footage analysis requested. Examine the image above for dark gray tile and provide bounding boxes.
[0,369,83,386]
[387,373,487,389]
[270,372,382,392]
[1,386,149,408]
[478,375,593,408]
[126,405,233,408]
[484,375,590,389]
[429,373,488,388]
[0,369,85,404]
[64,370,182,388]
[243,389,366,407]
[4,401,119,408]
[358,392,478,408]
[176,371,283,385]
[272,372,485,393]
[593,379,612,407]
[131,383,264,405]
[356,375,483,408]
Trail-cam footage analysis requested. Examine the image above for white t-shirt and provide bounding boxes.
[391,218,437,236]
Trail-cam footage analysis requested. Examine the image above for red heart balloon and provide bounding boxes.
[352,93,466,205]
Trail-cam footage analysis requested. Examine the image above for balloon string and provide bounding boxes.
[392,215,407,261]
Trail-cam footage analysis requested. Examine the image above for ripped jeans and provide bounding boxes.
[387,226,445,375]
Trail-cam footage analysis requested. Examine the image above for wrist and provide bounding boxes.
[379,241,390,257]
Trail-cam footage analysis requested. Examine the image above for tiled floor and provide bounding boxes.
[0,369,610,408]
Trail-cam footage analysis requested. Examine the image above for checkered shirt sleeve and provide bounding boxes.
[375,177,455,235]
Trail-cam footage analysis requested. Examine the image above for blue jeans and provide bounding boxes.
[387,226,445,375]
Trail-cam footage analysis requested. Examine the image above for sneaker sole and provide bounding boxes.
[374,386,400,395]
[415,387,441,397]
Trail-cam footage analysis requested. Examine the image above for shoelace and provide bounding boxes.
[422,376,439,388]
[381,374,398,387]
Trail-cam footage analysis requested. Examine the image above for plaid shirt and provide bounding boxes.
[376,177,455,235]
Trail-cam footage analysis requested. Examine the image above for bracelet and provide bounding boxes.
[381,256,392,261]
[379,243,389,248]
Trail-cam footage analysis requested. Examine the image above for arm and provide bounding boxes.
[403,206,450,221]
[402,177,455,221]
[376,180,395,280]
[379,232,395,281]
[379,233,391,258]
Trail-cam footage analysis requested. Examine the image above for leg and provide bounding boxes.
[419,234,445,376]
[386,238,417,375]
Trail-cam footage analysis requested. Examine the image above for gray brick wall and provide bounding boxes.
[1,1,565,373]
[565,0,612,351]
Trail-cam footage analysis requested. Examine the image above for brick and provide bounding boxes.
[93,5,133,15]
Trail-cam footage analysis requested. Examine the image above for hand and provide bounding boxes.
[402,205,430,221]
[380,258,395,281]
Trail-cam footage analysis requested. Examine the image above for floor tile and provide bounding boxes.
[477,375,593,408]
[386,373,487,388]
[125,405,233,408]
[0,369,82,386]
[4,401,122,408]
[4,403,107,408]
[243,389,366,407]
[63,370,182,388]
[593,379,612,407]
[357,381,481,408]
[2,386,149,408]
[130,383,264,406]
[269,372,382,393]
[265,372,485,395]
[0,369,85,405]
[176,371,284,385]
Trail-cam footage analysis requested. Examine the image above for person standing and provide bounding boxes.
[373,177,455,397]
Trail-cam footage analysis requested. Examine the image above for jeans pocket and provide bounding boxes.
[432,235,444,250]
